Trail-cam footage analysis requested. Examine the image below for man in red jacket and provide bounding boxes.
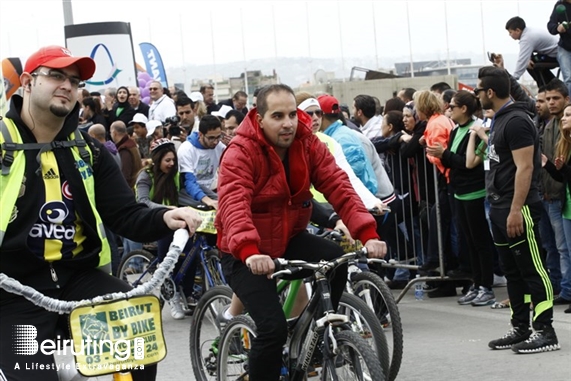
[215,84,387,380]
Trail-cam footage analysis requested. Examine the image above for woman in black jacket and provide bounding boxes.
[105,85,136,128]
[426,90,495,306]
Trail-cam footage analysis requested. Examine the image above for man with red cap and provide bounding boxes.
[0,45,202,381]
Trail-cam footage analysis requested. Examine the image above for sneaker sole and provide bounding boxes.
[458,299,476,305]
[471,299,496,307]
[489,343,517,350]
[512,343,561,354]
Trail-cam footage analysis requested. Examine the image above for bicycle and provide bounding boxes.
[189,262,388,381]
[313,228,404,381]
[117,205,226,315]
[216,249,385,381]
[0,229,191,381]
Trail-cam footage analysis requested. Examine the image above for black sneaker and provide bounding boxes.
[511,327,561,354]
[488,325,532,350]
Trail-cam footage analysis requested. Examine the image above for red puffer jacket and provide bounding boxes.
[215,108,379,262]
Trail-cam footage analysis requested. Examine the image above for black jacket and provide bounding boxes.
[548,1,571,52]
[217,98,248,115]
[440,121,486,197]
[1,96,172,290]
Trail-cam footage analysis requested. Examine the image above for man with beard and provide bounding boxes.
[215,84,387,380]
[353,94,383,139]
[0,45,202,381]
[477,66,560,354]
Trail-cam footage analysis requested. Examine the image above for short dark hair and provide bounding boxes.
[505,16,525,31]
[225,109,245,124]
[402,88,416,101]
[198,115,222,135]
[176,96,195,109]
[354,94,377,119]
[384,97,406,114]
[441,89,457,104]
[537,85,547,94]
[200,84,214,94]
[430,82,452,93]
[256,84,295,117]
[233,91,248,100]
[477,66,511,99]
[544,78,569,98]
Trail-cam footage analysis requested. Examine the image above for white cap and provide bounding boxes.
[212,105,233,119]
[129,113,148,125]
[146,120,163,137]
[189,91,204,103]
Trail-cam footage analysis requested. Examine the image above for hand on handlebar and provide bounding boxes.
[334,220,355,244]
[163,207,203,235]
[364,239,387,259]
[246,254,275,276]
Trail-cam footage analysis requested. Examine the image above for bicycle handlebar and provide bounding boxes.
[0,229,191,314]
[270,248,373,279]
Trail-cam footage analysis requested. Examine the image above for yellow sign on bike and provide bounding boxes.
[69,295,166,376]
[189,207,217,234]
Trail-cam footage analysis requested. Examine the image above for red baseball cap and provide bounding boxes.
[24,45,96,80]
[317,94,340,115]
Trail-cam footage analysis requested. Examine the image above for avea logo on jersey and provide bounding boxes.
[28,201,75,240]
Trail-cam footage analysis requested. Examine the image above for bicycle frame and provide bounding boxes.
[275,269,350,381]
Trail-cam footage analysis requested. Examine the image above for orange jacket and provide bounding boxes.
[424,114,453,181]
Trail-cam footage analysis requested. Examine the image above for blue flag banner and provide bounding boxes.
[139,43,168,88]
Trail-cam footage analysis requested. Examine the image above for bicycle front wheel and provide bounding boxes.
[216,315,257,381]
[321,330,385,381]
[339,292,389,377]
[349,271,403,381]
[116,249,156,288]
[189,285,233,381]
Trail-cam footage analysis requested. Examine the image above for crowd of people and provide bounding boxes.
[4,9,571,377]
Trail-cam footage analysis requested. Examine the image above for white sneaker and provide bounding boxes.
[169,293,185,320]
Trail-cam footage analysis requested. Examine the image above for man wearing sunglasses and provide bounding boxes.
[148,80,176,123]
[0,45,203,381]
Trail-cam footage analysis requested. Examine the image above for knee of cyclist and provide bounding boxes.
[258,318,288,345]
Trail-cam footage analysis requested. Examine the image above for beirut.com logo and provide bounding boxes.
[12,325,143,361]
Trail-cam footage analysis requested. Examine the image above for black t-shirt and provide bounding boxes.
[486,104,541,208]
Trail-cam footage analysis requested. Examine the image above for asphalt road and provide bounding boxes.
[155,285,571,381]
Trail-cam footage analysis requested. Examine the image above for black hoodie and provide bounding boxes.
[486,101,541,209]
[1,95,171,290]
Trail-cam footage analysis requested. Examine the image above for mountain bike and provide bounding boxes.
[0,229,191,381]
[314,228,404,381]
[117,205,225,315]
[216,249,385,381]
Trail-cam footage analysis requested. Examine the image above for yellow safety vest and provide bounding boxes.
[0,117,111,268]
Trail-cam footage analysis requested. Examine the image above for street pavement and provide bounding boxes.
[155,284,571,381]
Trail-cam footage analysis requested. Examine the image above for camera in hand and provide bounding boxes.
[164,115,182,137]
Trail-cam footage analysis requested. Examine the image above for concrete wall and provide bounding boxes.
[296,74,457,107]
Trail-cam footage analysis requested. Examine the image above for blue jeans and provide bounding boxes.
[557,46,571,96]
[544,200,570,299]
[540,201,562,293]
[560,217,571,300]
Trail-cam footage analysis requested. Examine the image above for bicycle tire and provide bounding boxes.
[349,271,403,381]
[320,330,385,381]
[189,285,233,381]
[116,249,156,288]
[216,315,257,381]
[339,292,390,378]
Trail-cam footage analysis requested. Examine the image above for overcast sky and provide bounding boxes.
[0,1,559,77]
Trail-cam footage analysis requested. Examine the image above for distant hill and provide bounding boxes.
[165,52,520,90]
